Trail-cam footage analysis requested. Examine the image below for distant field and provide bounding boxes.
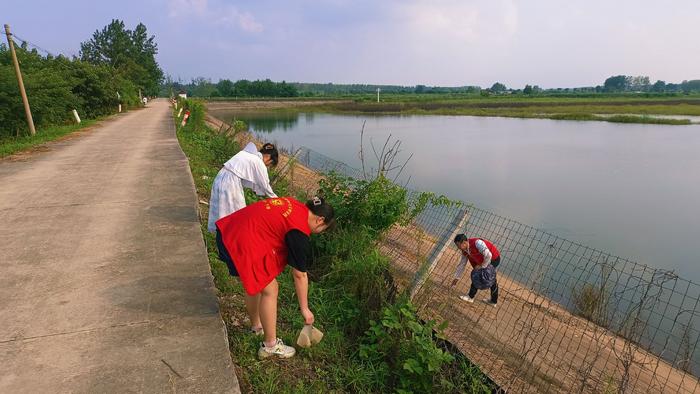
[206,94,700,124]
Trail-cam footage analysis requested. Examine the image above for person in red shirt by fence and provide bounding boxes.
[450,234,501,306]
[215,196,334,359]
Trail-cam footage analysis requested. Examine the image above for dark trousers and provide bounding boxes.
[468,257,500,303]
[216,229,239,277]
[468,279,499,303]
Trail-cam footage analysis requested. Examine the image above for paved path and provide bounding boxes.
[0,100,240,393]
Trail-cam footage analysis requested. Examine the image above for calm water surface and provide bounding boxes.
[214,110,700,283]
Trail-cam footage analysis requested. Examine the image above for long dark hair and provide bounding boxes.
[259,143,279,166]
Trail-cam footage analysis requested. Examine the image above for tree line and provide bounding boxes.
[163,78,487,97]
[603,75,700,93]
[170,76,700,99]
[1,19,162,138]
[163,77,299,98]
[490,77,700,95]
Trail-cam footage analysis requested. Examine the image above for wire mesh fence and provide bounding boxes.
[286,145,700,393]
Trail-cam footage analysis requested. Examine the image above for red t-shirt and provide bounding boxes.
[216,197,311,295]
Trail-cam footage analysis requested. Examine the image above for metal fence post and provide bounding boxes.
[409,208,470,300]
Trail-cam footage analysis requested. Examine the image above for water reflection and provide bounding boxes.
[216,111,307,133]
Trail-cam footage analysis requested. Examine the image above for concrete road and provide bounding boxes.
[0,100,240,393]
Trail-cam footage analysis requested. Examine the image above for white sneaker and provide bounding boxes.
[258,338,296,359]
[483,299,497,307]
[459,295,474,303]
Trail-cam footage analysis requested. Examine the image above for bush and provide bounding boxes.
[572,284,609,327]
[360,298,455,392]
[0,43,141,138]
[317,172,408,237]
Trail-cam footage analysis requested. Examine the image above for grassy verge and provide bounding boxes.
[208,95,700,124]
[175,98,497,393]
[0,119,100,158]
[548,113,692,125]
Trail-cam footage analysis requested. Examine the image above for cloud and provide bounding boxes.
[168,0,263,33]
[503,0,518,35]
[168,0,208,18]
[398,2,480,44]
[216,6,264,33]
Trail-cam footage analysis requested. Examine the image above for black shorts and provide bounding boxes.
[216,229,239,277]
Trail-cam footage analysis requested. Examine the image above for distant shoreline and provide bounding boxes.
[205,95,700,125]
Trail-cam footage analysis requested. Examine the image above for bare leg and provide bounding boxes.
[259,279,279,346]
[244,293,262,329]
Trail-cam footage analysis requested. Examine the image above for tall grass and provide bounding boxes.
[548,113,692,124]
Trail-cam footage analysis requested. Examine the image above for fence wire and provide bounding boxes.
[286,145,700,394]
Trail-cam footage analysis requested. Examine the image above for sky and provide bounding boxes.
[5,0,700,88]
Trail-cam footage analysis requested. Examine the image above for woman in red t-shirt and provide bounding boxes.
[215,196,334,359]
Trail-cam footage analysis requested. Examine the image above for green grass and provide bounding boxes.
[209,94,700,124]
[604,115,691,125]
[547,113,692,125]
[175,98,497,393]
[0,119,100,158]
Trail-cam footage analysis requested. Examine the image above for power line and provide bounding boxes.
[10,32,77,59]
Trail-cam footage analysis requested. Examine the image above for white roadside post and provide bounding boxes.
[72,109,81,124]
[117,91,122,113]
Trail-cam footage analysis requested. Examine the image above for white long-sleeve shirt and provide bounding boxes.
[207,142,277,232]
[454,239,492,279]
[224,142,277,198]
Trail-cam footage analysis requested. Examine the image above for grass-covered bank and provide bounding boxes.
[0,118,101,158]
[175,98,497,393]
[547,113,692,125]
[207,95,700,125]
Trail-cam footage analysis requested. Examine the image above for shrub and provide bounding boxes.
[572,284,610,327]
[317,171,408,237]
[0,44,141,138]
[360,298,455,393]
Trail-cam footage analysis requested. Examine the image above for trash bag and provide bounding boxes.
[471,264,496,290]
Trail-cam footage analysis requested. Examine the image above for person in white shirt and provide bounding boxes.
[207,142,279,232]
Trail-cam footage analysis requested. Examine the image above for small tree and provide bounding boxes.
[603,75,628,92]
[216,79,235,97]
[523,84,533,95]
[652,80,666,92]
[490,82,507,93]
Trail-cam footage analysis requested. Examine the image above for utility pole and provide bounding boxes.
[4,24,36,135]
[376,87,380,103]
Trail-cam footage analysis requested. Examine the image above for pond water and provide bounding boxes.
[213,110,700,284]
